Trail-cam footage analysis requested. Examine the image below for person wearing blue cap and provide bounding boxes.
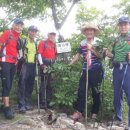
[17,25,38,113]
[0,18,24,119]
[104,16,130,130]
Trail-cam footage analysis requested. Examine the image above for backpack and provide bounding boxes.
[0,30,12,57]
[109,34,130,68]
[17,39,37,76]
[43,40,56,51]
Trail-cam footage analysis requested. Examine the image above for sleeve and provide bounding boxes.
[37,40,44,54]
[38,54,43,65]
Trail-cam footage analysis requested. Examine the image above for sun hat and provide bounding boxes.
[81,23,100,35]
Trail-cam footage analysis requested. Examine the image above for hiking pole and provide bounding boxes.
[43,66,49,110]
[85,50,91,124]
[100,51,106,120]
[36,61,40,113]
[110,63,128,130]
[43,74,48,110]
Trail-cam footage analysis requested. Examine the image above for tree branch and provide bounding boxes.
[59,1,75,30]
[50,0,60,30]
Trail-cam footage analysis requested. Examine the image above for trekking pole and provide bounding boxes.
[43,66,49,110]
[36,61,40,113]
[43,74,48,110]
[85,50,91,124]
[110,63,128,130]
[100,51,106,120]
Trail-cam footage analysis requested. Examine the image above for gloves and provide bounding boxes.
[18,57,25,64]
[40,64,46,69]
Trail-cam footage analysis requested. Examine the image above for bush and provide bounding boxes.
[50,62,81,109]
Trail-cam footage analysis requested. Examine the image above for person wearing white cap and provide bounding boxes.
[37,30,57,109]
[70,23,103,121]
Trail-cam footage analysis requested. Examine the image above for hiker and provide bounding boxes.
[0,18,24,119]
[104,16,130,130]
[37,30,57,109]
[70,23,103,121]
[17,25,38,113]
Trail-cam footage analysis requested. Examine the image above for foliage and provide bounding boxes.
[0,0,81,33]
[75,4,102,27]
[114,0,130,15]
[50,62,81,108]
[0,0,129,120]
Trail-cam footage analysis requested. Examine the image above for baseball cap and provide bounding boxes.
[28,25,38,31]
[13,18,24,25]
[118,16,130,24]
[47,29,56,35]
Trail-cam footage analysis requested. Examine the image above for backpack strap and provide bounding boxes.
[43,40,56,51]
[43,40,47,51]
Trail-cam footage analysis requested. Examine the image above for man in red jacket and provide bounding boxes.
[38,30,57,109]
[0,18,24,119]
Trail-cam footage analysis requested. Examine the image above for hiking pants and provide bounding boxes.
[74,67,103,114]
[0,62,16,97]
[113,65,130,126]
[18,63,36,107]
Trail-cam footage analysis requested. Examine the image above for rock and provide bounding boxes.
[56,116,86,130]
[107,125,124,130]
[98,126,107,130]
[18,118,36,126]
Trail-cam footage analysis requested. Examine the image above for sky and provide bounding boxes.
[0,0,121,38]
[25,0,120,38]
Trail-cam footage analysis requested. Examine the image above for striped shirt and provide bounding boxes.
[77,38,102,70]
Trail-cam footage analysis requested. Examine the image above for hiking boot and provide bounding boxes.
[40,104,47,109]
[3,106,14,119]
[70,111,84,122]
[25,105,33,111]
[114,120,124,127]
[19,106,26,114]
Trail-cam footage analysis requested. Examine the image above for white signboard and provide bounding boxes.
[56,42,71,53]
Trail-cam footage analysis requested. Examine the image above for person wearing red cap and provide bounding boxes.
[37,31,57,109]
[0,18,24,119]
[17,25,38,113]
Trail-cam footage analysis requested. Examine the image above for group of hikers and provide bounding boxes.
[0,15,130,130]
[0,18,57,118]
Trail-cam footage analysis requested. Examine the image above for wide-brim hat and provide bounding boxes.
[81,23,100,35]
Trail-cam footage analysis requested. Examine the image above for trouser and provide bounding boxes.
[18,63,36,107]
[0,62,16,97]
[74,67,103,114]
[113,65,130,126]
[39,70,52,106]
